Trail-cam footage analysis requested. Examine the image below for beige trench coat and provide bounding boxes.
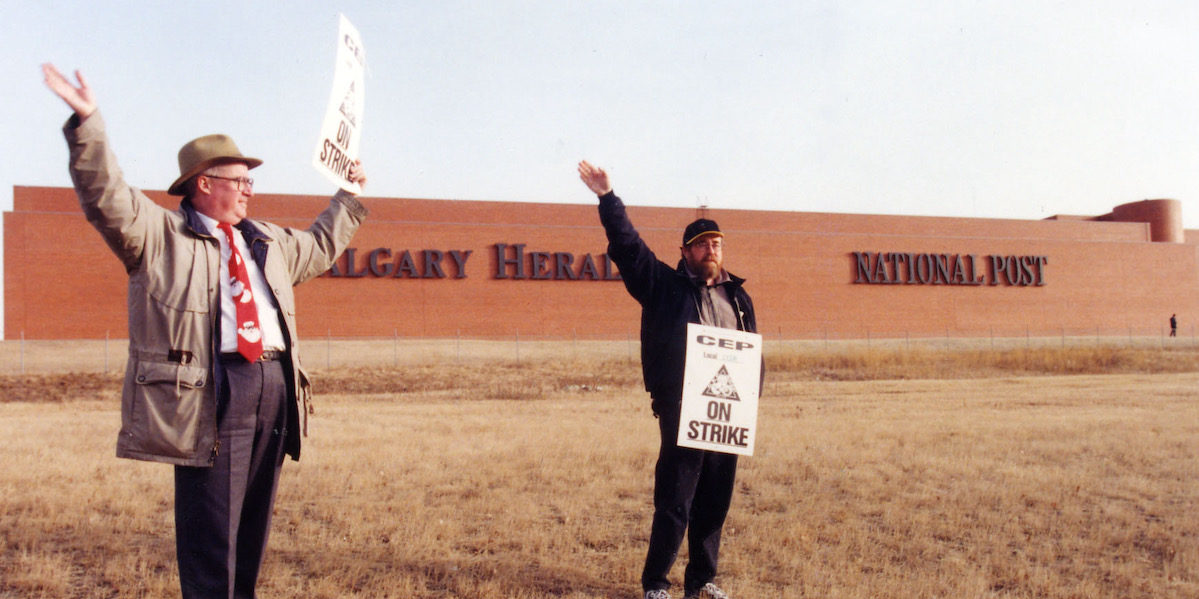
[64,111,367,466]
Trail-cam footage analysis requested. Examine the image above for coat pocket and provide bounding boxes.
[130,360,210,459]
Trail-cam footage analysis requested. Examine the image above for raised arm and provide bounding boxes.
[578,160,612,197]
[46,65,160,272]
[270,189,369,286]
[579,160,668,304]
[43,63,96,119]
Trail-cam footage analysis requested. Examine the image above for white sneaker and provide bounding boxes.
[684,582,730,599]
[644,590,671,599]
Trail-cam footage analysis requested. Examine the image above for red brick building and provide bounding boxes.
[6,186,1196,340]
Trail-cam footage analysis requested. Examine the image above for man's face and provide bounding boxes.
[192,162,253,224]
[681,235,724,281]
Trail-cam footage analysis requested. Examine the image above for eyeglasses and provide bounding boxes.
[688,239,723,251]
[203,173,254,192]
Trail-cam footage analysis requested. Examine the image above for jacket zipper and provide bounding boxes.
[182,207,224,465]
[206,234,221,463]
[733,294,747,331]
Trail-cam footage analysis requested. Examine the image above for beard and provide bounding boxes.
[690,256,721,281]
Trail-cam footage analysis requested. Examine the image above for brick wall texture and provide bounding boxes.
[7,186,1197,340]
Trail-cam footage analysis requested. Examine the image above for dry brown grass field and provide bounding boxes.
[2,341,1198,598]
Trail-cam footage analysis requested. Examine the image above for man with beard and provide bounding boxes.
[578,161,760,599]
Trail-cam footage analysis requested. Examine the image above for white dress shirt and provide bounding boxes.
[197,212,287,353]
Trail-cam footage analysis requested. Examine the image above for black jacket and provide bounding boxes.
[598,191,759,412]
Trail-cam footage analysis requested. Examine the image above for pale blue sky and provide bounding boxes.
[5,2,1199,228]
[12,1,1199,337]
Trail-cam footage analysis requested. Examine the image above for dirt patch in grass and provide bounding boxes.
[5,345,1199,403]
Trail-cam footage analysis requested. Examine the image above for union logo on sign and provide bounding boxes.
[701,365,740,401]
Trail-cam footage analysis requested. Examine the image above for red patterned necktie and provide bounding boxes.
[218,223,264,363]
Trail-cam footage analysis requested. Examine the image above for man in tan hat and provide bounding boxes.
[43,63,368,598]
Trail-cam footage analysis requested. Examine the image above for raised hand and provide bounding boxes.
[577,160,612,196]
[42,63,96,118]
[348,159,367,191]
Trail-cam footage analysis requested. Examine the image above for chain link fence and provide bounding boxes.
[1,326,1195,375]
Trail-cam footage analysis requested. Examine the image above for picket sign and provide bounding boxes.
[677,323,762,456]
[312,14,366,194]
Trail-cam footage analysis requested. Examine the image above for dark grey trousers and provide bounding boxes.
[641,404,738,595]
[174,358,289,599]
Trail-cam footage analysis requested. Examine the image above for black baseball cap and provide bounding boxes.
[683,219,723,246]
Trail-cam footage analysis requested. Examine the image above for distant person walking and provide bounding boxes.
[579,161,760,599]
[44,63,368,599]
[1170,314,1177,337]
